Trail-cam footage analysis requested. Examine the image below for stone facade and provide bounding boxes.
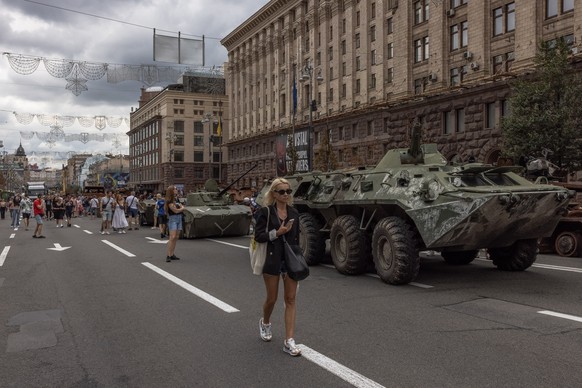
[221,0,581,190]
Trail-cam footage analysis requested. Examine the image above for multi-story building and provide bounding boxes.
[221,0,580,189]
[128,73,229,194]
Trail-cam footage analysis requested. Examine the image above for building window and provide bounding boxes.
[371,49,377,65]
[341,40,346,55]
[370,25,376,42]
[370,73,376,89]
[194,151,204,162]
[486,102,496,128]
[355,33,360,48]
[456,108,465,132]
[451,22,467,51]
[451,0,468,7]
[342,18,346,34]
[174,168,184,178]
[371,2,376,18]
[414,78,428,94]
[414,0,430,25]
[174,150,184,162]
[356,10,360,26]
[386,67,394,83]
[450,67,460,86]
[338,126,344,140]
[492,51,514,74]
[356,79,361,94]
[493,2,515,36]
[342,83,347,98]
[174,120,184,132]
[414,36,429,63]
[328,46,333,60]
[387,17,393,34]
[443,108,465,134]
[387,42,394,59]
[194,121,204,133]
[194,136,204,147]
[174,135,184,146]
[356,56,361,70]
[501,99,511,117]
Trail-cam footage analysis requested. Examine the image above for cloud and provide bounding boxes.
[0,0,260,167]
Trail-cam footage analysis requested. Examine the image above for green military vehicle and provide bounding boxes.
[258,122,572,285]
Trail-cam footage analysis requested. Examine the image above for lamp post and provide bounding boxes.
[201,112,217,181]
[299,61,324,171]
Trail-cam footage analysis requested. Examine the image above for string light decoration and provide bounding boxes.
[12,111,129,129]
[20,130,115,144]
[3,52,224,95]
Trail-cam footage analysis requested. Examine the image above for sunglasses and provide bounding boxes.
[273,189,293,195]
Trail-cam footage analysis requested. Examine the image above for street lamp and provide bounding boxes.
[201,112,218,181]
[299,61,324,171]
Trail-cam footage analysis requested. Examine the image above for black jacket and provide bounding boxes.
[254,204,300,261]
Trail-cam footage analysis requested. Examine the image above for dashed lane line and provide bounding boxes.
[10,234,15,239]
[101,240,136,257]
[538,310,582,323]
[83,230,94,234]
[0,246,10,266]
[141,262,239,313]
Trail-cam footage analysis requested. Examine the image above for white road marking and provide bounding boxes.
[74,225,80,228]
[299,345,385,388]
[83,230,94,234]
[47,243,71,252]
[532,263,582,273]
[141,262,239,313]
[538,310,582,323]
[206,238,247,249]
[0,246,10,266]
[9,234,15,239]
[145,237,168,244]
[101,240,136,257]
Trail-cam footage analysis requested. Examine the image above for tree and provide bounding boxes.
[286,133,299,175]
[314,125,338,171]
[502,40,582,172]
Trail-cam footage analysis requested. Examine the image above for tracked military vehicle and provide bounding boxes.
[181,167,255,238]
[258,122,572,285]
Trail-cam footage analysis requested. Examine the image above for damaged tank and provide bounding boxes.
[259,120,572,285]
[181,169,254,238]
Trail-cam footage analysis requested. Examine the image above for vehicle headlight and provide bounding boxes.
[423,180,440,202]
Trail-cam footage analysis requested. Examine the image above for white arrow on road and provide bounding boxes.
[145,237,168,244]
[47,243,71,251]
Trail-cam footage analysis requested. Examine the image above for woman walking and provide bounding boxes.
[112,193,128,233]
[165,185,184,262]
[53,195,65,228]
[253,178,302,357]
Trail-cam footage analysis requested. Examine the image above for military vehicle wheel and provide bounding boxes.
[299,213,325,265]
[372,217,419,285]
[554,231,582,257]
[441,250,479,265]
[330,215,371,275]
[488,239,537,271]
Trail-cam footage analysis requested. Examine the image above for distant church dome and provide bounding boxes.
[15,142,26,157]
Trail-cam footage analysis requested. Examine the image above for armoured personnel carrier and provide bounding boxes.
[258,122,572,285]
[181,170,254,238]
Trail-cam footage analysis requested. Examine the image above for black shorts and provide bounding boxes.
[22,212,31,219]
[157,214,167,225]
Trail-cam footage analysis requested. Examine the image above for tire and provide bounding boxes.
[488,239,537,271]
[554,231,582,257]
[441,250,479,265]
[330,215,372,275]
[299,213,326,265]
[372,217,420,285]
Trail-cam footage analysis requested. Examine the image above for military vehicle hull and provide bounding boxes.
[258,144,571,285]
[182,205,252,238]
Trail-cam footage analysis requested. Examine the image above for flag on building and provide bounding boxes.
[217,117,222,137]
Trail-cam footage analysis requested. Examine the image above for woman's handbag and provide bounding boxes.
[249,206,270,275]
[282,236,310,281]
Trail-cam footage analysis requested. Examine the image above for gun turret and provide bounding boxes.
[217,163,258,197]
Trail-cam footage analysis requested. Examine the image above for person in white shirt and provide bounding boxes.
[125,191,139,230]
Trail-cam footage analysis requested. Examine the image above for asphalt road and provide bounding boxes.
[1,216,582,387]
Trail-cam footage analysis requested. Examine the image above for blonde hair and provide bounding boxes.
[263,178,293,206]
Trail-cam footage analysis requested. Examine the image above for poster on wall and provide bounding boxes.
[276,128,310,177]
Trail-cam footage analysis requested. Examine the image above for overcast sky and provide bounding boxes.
[0,0,260,167]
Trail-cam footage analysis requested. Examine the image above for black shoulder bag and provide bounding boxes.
[276,209,309,281]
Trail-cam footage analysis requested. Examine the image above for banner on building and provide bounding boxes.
[276,128,310,177]
[153,30,204,65]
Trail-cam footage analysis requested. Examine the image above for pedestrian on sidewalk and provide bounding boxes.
[165,185,184,262]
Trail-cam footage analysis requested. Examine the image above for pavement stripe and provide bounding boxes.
[83,230,94,234]
[141,262,239,313]
[538,310,582,323]
[0,246,10,266]
[101,240,136,257]
[299,345,385,388]
[532,263,582,273]
[9,234,15,239]
[206,238,247,249]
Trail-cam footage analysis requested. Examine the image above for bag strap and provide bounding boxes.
[265,206,270,234]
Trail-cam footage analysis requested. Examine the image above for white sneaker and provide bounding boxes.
[105,231,110,235]
[100,231,105,235]
[259,318,272,342]
[283,338,301,356]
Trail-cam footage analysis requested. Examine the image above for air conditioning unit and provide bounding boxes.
[463,51,473,60]
[428,73,438,82]
[470,62,480,70]
[447,9,456,17]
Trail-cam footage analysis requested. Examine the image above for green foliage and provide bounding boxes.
[286,133,299,175]
[314,126,338,171]
[502,40,582,171]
